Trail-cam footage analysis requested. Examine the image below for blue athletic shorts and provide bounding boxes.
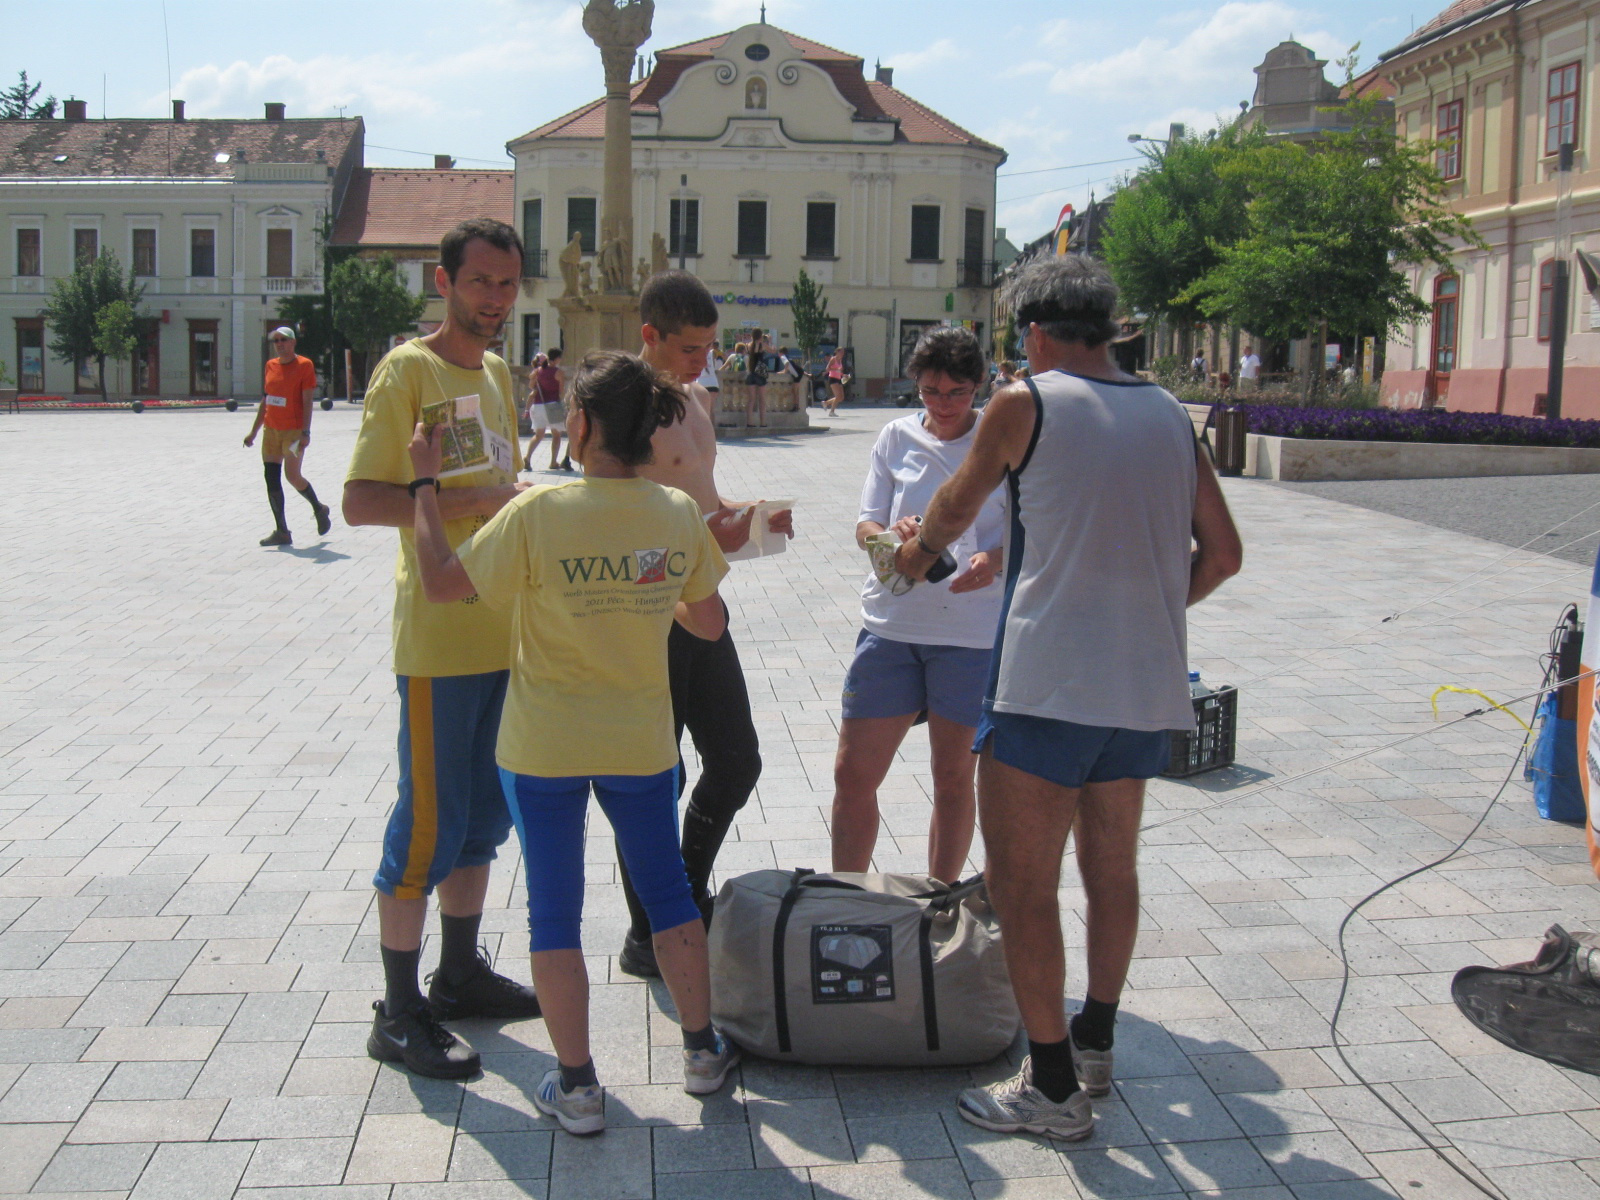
[841,630,991,727]
[500,768,701,952]
[974,708,1172,789]
[373,671,514,899]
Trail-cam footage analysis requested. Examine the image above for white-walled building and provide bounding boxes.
[507,22,1006,391]
[0,100,362,400]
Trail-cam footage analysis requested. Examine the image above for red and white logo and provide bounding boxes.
[634,547,667,584]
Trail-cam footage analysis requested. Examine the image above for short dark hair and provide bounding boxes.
[905,326,985,386]
[439,218,523,282]
[568,351,686,467]
[640,270,718,335]
[1005,256,1119,348]
[546,346,562,362]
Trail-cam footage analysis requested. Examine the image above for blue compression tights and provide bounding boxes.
[499,767,701,952]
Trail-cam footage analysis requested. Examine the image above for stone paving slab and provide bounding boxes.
[3,403,1600,1197]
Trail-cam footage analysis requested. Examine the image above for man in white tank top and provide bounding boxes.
[897,257,1242,1141]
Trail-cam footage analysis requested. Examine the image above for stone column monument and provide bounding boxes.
[556,0,654,364]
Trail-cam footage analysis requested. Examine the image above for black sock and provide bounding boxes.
[437,912,483,985]
[263,462,288,532]
[1028,1036,1081,1103]
[1071,996,1119,1052]
[297,481,323,510]
[682,1023,718,1053]
[560,1058,598,1090]
[381,945,423,1015]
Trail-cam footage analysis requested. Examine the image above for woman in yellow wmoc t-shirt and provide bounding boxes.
[406,351,737,1135]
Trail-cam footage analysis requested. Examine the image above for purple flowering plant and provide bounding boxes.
[1222,404,1600,449]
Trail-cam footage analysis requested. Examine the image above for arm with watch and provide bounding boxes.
[893,384,1034,583]
[404,423,480,604]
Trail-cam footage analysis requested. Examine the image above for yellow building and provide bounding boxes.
[506,21,1005,394]
[1380,0,1600,416]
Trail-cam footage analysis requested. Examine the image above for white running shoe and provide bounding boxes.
[957,1057,1094,1140]
[683,1029,741,1095]
[1071,1031,1114,1097]
[535,1068,605,1135]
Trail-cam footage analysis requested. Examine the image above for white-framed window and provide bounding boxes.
[263,221,295,278]
[12,221,43,276]
[185,219,219,278]
[909,204,941,262]
[736,198,768,257]
[68,220,102,267]
[129,224,158,278]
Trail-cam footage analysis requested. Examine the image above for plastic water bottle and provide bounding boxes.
[1188,668,1208,699]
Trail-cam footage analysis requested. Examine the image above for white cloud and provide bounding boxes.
[884,39,962,75]
[1046,2,1343,109]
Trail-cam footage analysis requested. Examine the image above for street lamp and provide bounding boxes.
[1127,122,1187,149]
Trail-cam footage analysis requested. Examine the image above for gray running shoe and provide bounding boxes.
[683,1030,741,1095]
[1070,1032,1114,1096]
[957,1057,1094,1140]
[535,1068,605,1135]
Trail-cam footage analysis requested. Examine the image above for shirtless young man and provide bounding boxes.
[615,270,794,976]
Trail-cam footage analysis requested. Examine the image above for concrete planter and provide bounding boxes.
[1245,433,1600,481]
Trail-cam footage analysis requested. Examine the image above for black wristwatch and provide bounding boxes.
[407,477,440,497]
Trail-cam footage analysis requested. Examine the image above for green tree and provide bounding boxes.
[0,71,56,119]
[275,211,354,390]
[1101,122,1261,335]
[1185,97,1480,395]
[790,268,830,362]
[328,253,425,384]
[41,251,146,402]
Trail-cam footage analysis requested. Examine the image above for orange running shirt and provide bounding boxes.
[262,355,318,430]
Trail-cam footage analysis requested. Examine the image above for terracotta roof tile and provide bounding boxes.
[331,167,514,248]
[0,116,362,178]
[865,81,1002,153]
[654,27,860,62]
[1415,0,1499,38]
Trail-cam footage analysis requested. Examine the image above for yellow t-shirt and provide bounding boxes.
[457,475,728,778]
[346,338,521,678]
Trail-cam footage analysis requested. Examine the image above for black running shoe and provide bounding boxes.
[426,947,542,1021]
[259,529,292,547]
[618,928,660,978]
[367,1000,480,1079]
[314,503,332,536]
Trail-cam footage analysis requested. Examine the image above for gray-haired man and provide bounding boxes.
[896,256,1242,1140]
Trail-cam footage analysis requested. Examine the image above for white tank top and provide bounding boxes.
[988,370,1197,732]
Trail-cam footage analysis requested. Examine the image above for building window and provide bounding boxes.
[188,319,218,395]
[961,208,987,285]
[522,313,541,365]
[1436,100,1463,181]
[805,202,836,258]
[1538,259,1562,341]
[132,228,157,277]
[1547,62,1581,156]
[15,318,43,390]
[737,200,767,256]
[15,227,40,276]
[265,228,293,278]
[73,227,98,266]
[910,206,940,261]
[669,197,700,257]
[1431,275,1458,375]
[189,228,215,277]
[522,198,543,273]
[566,197,597,254]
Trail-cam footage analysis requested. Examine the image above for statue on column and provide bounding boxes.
[582,0,654,51]
[598,234,631,293]
[651,231,669,275]
[637,257,651,290]
[559,232,584,298]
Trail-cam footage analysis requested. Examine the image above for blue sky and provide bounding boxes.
[11,0,1433,243]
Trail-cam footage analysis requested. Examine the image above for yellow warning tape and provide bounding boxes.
[1429,685,1532,734]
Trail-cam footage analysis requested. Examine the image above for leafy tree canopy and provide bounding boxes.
[41,252,146,401]
[329,254,426,358]
[790,269,830,360]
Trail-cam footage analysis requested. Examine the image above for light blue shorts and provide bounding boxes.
[974,708,1171,789]
[841,630,991,727]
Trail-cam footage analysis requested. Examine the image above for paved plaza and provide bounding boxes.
[5,402,1600,1199]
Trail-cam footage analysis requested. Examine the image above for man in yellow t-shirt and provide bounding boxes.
[343,218,539,1080]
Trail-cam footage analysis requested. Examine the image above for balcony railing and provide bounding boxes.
[956,259,1000,289]
[521,249,550,279]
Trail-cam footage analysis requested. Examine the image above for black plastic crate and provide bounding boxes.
[1163,685,1238,778]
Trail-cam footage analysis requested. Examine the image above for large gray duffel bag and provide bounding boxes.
[709,868,1019,1067]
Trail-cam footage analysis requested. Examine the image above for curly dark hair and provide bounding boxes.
[568,351,686,467]
[905,326,985,386]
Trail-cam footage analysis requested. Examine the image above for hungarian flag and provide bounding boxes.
[1052,204,1075,256]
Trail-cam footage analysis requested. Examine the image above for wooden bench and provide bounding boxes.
[1182,402,1217,458]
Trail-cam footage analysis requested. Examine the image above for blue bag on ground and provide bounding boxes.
[1526,692,1585,822]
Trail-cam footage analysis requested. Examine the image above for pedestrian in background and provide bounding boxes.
[243,326,332,547]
